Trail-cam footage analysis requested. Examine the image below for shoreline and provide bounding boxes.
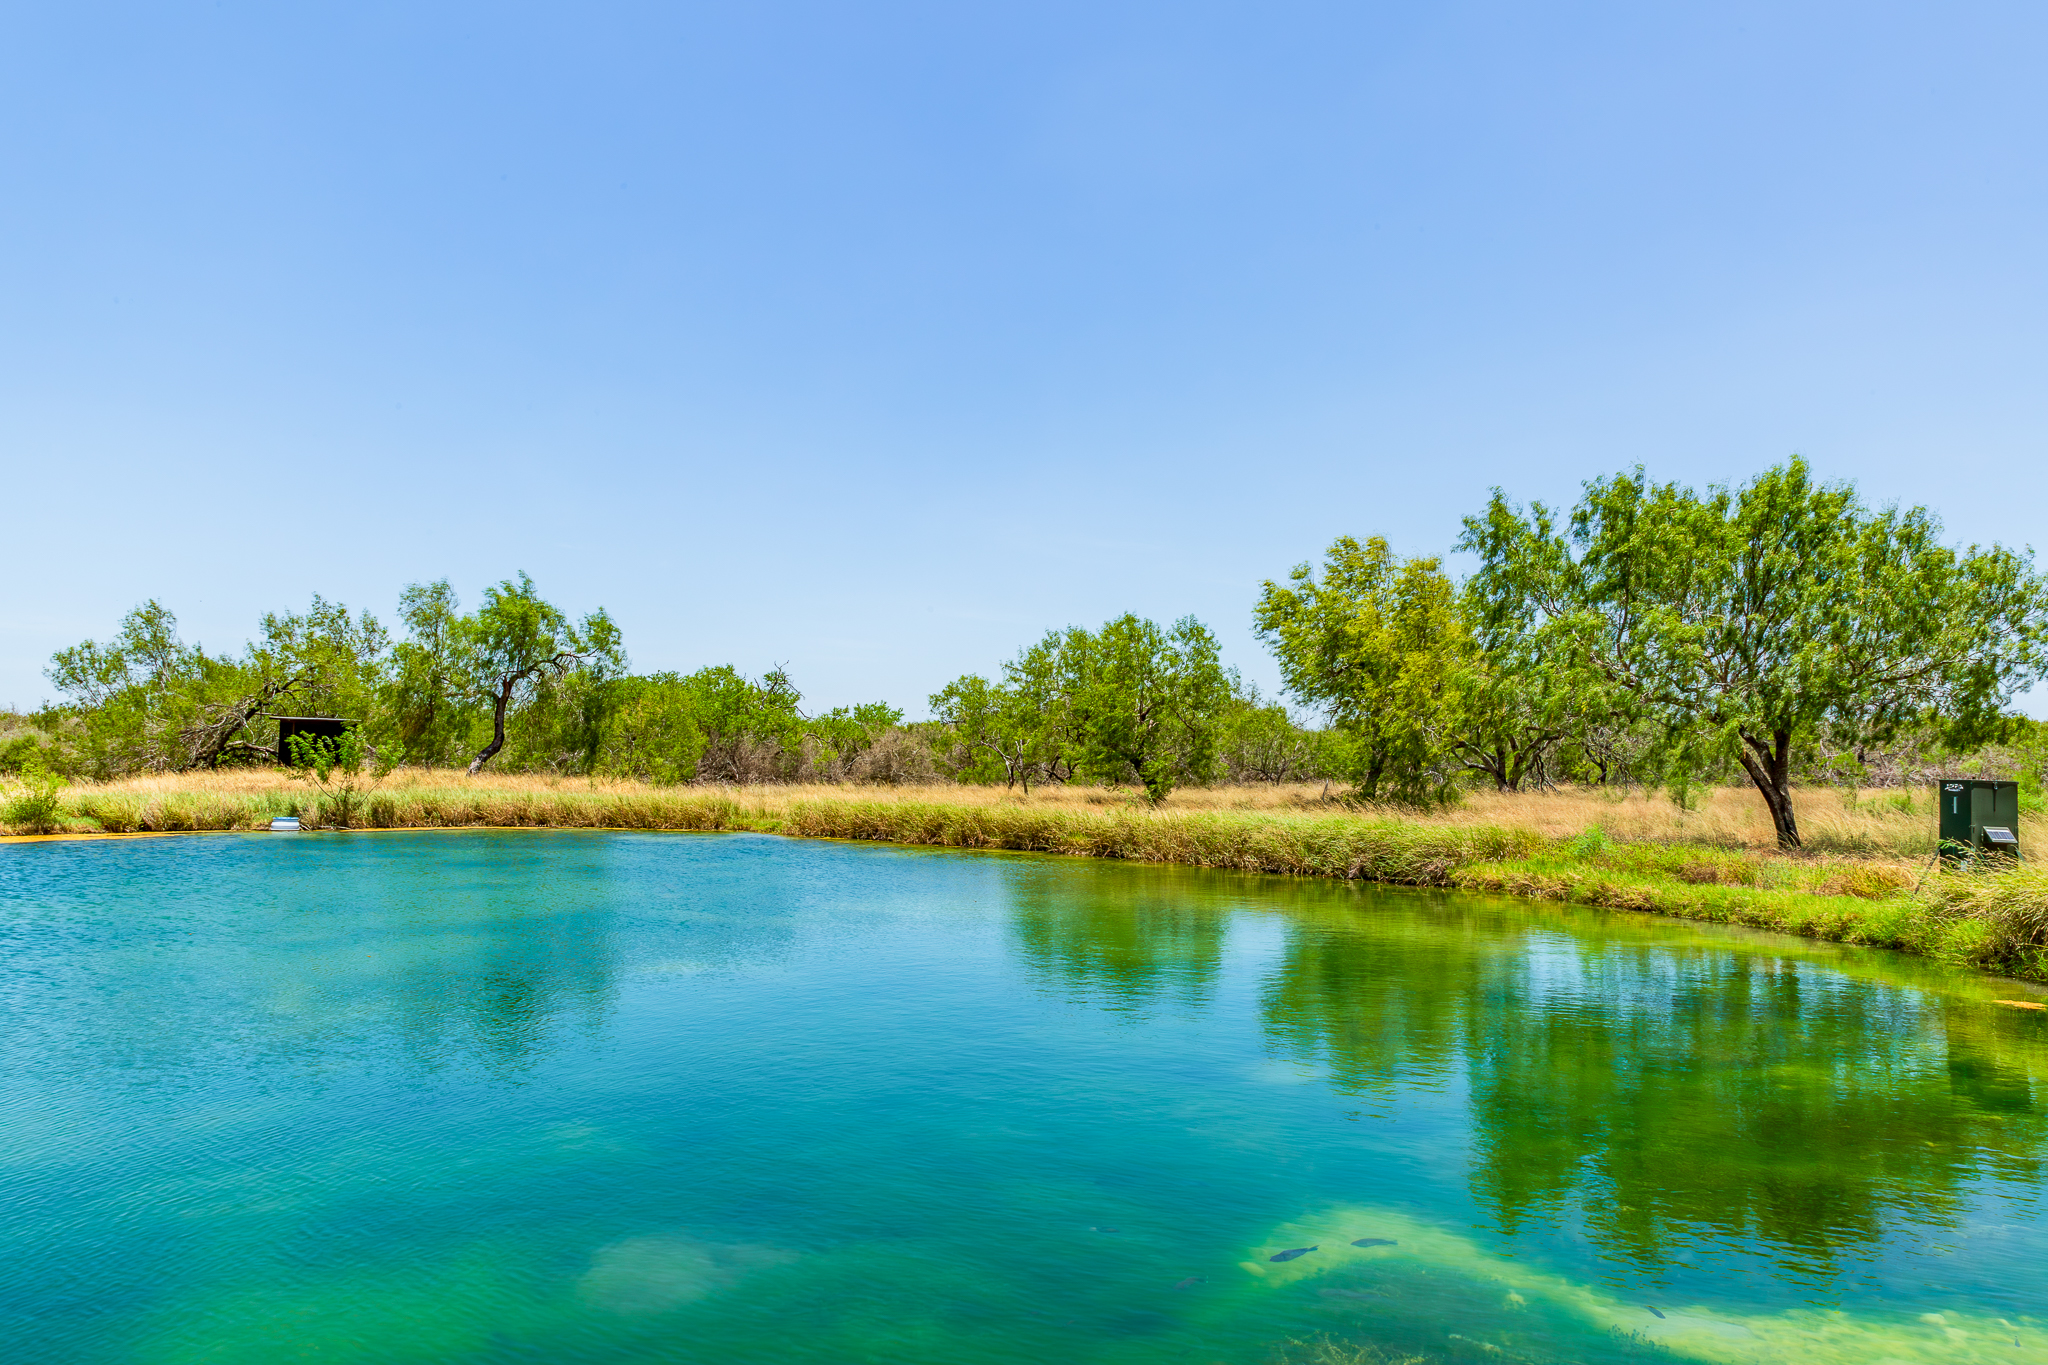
[5,784,2043,984]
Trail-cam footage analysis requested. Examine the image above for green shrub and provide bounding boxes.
[2,751,69,834]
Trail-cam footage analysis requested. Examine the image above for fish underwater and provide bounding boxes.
[1646,1306,1666,1320]
[1173,1277,1205,1290]
[1269,1246,1318,1262]
[1350,1238,1397,1248]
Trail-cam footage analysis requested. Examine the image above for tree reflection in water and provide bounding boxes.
[1008,868,1228,1015]
[380,896,617,1077]
[24,833,624,1088]
[1017,868,2048,1278]
[1275,893,2048,1278]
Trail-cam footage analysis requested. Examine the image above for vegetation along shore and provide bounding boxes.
[8,772,2048,987]
[9,457,2048,983]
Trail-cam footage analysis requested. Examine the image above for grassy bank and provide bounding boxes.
[6,771,2047,985]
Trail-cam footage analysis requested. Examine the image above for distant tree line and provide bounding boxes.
[16,576,1330,801]
[12,460,2048,843]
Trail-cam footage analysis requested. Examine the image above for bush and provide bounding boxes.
[3,750,69,834]
[847,729,938,785]
[0,734,49,776]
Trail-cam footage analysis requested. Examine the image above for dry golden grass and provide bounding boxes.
[733,777,1976,859]
[62,769,1334,811]
[66,768,660,803]
[3,768,1990,859]
[1426,783,1967,856]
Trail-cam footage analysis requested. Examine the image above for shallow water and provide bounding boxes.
[3,830,2045,1364]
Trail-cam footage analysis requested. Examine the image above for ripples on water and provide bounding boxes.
[1,830,2043,1363]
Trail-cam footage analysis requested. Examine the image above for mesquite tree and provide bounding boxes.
[1253,536,1469,801]
[46,598,386,775]
[929,673,1055,791]
[1256,535,1620,797]
[1060,614,1233,804]
[456,573,624,775]
[938,615,1231,802]
[1461,459,2047,847]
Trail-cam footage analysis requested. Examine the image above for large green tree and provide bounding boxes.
[458,573,623,775]
[936,615,1231,802]
[1461,458,2048,846]
[1254,536,1467,801]
[1060,614,1232,803]
[681,665,807,781]
[384,580,475,768]
[929,673,1060,790]
[1256,535,1623,797]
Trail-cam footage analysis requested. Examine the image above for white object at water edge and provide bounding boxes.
[269,817,301,832]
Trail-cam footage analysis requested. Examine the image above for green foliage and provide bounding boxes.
[253,598,389,724]
[1256,535,1621,802]
[1216,689,1335,783]
[1462,458,2048,846]
[45,600,228,775]
[285,726,402,828]
[676,665,807,780]
[45,597,387,777]
[1044,615,1233,803]
[929,672,1061,790]
[368,573,631,776]
[1566,825,1613,859]
[3,747,69,834]
[585,672,709,783]
[1254,536,1469,803]
[1064,614,1233,802]
[0,732,53,776]
[384,580,478,768]
[808,700,905,777]
[457,572,625,774]
[931,615,1234,801]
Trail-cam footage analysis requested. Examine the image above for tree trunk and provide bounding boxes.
[467,681,515,775]
[1360,751,1386,800]
[1735,728,1801,849]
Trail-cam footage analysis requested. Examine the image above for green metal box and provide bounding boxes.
[1936,779,2020,860]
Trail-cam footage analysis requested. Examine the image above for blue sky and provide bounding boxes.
[7,2,2047,715]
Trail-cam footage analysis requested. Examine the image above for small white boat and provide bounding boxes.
[269,817,302,832]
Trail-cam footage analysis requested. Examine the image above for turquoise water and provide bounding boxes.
[3,831,2046,1364]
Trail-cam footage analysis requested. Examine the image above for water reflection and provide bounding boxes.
[1259,900,1472,1096]
[10,834,621,1087]
[375,895,616,1076]
[1022,871,2048,1277]
[1009,870,1225,1013]
[9,835,2048,1364]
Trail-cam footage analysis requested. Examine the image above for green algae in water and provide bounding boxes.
[2,831,2046,1364]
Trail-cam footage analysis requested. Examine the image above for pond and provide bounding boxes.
[3,830,2045,1364]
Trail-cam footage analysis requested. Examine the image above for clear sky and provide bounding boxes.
[7,2,2046,716]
